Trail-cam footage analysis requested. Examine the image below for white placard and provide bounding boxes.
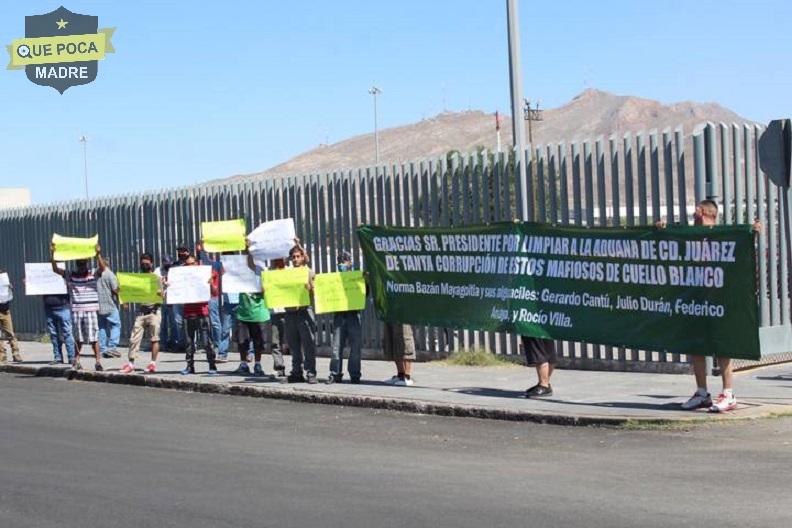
[0,273,13,303]
[24,263,67,296]
[221,255,261,294]
[165,265,212,304]
[247,218,296,261]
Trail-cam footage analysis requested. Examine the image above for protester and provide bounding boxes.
[227,240,271,376]
[157,255,179,351]
[196,241,226,362]
[51,243,107,371]
[521,337,556,398]
[169,244,191,352]
[177,253,219,375]
[121,252,164,374]
[0,269,22,363]
[382,322,415,386]
[268,257,288,378]
[97,258,121,358]
[657,199,762,412]
[325,250,363,384]
[42,291,75,365]
[281,240,317,384]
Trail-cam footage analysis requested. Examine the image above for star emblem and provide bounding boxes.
[56,18,68,29]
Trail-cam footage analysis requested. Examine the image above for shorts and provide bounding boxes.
[521,337,556,366]
[236,320,268,350]
[128,312,162,359]
[73,310,99,344]
[383,322,416,361]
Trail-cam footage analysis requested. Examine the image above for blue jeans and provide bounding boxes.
[329,312,362,379]
[45,305,75,361]
[98,309,121,353]
[208,298,222,356]
[217,301,236,358]
[171,304,187,351]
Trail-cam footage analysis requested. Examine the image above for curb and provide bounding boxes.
[0,364,743,428]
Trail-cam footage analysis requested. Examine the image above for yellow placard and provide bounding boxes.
[52,233,98,261]
[202,219,246,252]
[261,267,310,308]
[313,271,366,314]
[9,32,110,67]
[118,272,161,304]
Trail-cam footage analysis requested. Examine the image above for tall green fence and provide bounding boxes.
[1,122,789,371]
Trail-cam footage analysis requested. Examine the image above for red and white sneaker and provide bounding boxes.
[119,363,135,374]
[709,393,737,413]
[146,362,157,373]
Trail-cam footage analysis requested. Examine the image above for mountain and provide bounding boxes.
[219,89,754,183]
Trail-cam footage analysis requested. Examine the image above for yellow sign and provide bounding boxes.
[118,272,162,304]
[202,219,247,252]
[52,233,98,261]
[261,267,311,308]
[313,271,366,314]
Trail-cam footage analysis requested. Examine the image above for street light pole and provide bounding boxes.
[368,86,382,164]
[79,134,89,199]
[506,0,530,221]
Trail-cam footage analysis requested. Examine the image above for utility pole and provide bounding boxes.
[506,0,530,220]
[368,86,382,164]
[79,134,89,199]
[523,98,542,146]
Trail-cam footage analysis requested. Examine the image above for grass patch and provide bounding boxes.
[432,348,522,369]
[617,419,703,431]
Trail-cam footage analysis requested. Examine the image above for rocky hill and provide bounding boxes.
[219,89,754,183]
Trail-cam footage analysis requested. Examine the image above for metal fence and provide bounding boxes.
[1,121,790,371]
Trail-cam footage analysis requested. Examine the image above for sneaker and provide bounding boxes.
[709,393,737,413]
[48,359,63,365]
[71,362,83,371]
[146,363,157,373]
[351,376,361,384]
[101,353,113,359]
[325,374,342,385]
[216,356,229,364]
[207,369,218,376]
[306,374,318,384]
[253,363,265,377]
[275,369,286,378]
[180,368,194,375]
[108,350,122,358]
[383,375,401,385]
[524,384,552,398]
[234,363,250,375]
[393,377,414,387]
[120,364,135,374]
[12,356,23,363]
[95,363,104,372]
[680,391,712,410]
[281,373,306,384]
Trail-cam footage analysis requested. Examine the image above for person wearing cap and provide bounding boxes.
[50,243,107,372]
[325,250,363,384]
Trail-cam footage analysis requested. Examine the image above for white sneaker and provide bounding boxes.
[681,391,712,410]
[383,375,400,385]
[393,377,414,387]
[709,393,737,413]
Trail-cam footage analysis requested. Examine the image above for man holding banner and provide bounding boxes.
[659,200,762,413]
[325,250,364,384]
[50,240,107,372]
[120,252,164,374]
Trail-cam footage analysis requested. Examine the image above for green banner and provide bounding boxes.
[261,267,311,308]
[118,272,162,304]
[358,222,760,360]
[314,271,366,314]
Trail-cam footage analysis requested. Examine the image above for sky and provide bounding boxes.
[2,0,791,205]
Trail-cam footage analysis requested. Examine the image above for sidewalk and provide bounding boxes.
[3,341,792,426]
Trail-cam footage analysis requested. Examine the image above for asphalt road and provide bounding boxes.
[1,373,790,528]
